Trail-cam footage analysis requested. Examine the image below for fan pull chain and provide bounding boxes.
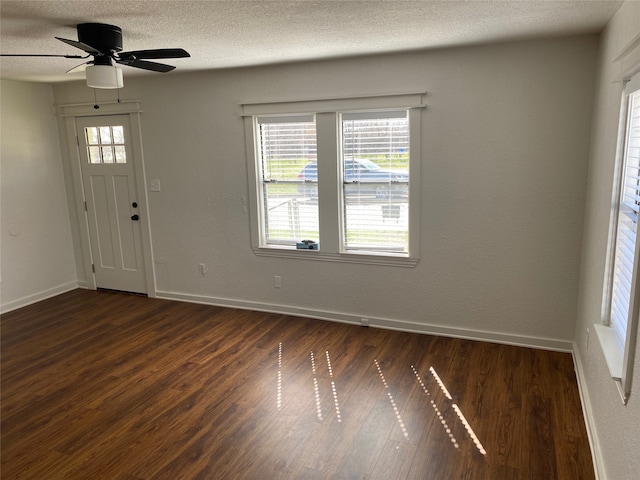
[93,88,99,109]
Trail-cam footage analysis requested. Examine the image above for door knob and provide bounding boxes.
[131,214,139,221]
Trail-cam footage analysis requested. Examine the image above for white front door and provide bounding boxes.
[76,115,147,294]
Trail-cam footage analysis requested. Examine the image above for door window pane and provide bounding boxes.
[86,127,100,145]
[112,126,125,143]
[114,146,126,163]
[101,147,114,163]
[99,127,112,144]
[88,146,101,164]
[84,125,127,164]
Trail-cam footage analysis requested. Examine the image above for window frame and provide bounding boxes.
[597,71,640,405]
[242,93,425,267]
[339,110,411,255]
[254,114,319,248]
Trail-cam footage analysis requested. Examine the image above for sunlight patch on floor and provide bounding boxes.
[375,359,409,439]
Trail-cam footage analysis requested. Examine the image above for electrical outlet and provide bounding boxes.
[274,275,282,288]
[360,318,369,327]
[198,263,207,276]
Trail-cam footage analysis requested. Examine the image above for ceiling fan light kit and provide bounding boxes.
[86,65,124,89]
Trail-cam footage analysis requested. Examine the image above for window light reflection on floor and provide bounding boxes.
[310,351,323,421]
[375,359,409,439]
[277,342,283,410]
[275,342,484,455]
[427,365,487,456]
[326,351,342,422]
[412,365,459,449]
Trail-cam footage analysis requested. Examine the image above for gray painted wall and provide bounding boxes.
[53,35,597,346]
[575,2,640,479]
[0,80,77,311]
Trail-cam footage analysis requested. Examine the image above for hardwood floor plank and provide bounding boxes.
[369,438,417,480]
[332,393,399,478]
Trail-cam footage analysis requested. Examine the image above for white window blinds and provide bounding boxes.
[256,116,319,246]
[610,87,640,348]
[340,111,410,253]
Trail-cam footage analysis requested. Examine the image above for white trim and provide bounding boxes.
[0,282,79,314]
[56,100,143,117]
[155,289,573,352]
[614,31,640,63]
[252,247,418,267]
[61,101,156,297]
[257,114,315,123]
[594,324,631,406]
[64,115,96,289]
[129,113,157,298]
[615,31,640,81]
[594,323,624,381]
[242,91,426,106]
[241,92,426,116]
[601,84,628,325]
[572,344,606,480]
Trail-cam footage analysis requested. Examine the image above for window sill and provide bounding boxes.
[253,247,418,267]
[593,323,629,404]
[594,323,623,380]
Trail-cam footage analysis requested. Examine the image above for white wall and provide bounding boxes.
[575,1,640,479]
[0,80,77,312]
[53,35,597,348]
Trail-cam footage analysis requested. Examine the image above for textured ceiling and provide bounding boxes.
[0,0,622,83]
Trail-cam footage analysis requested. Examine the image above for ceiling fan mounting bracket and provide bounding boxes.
[77,23,123,53]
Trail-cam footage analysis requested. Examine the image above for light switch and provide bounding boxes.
[150,179,161,192]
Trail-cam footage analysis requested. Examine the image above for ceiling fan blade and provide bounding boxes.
[119,48,190,60]
[117,58,176,73]
[55,37,102,55]
[0,53,87,58]
[66,62,92,74]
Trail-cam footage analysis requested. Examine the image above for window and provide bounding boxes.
[341,112,409,253]
[598,72,640,404]
[243,93,424,266]
[85,125,126,164]
[256,116,318,246]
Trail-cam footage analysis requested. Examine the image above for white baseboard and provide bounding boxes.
[0,281,79,314]
[572,343,605,480]
[0,284,575,353]
[155,290,574,352]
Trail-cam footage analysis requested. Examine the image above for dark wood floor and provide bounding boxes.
[1,289,594,479]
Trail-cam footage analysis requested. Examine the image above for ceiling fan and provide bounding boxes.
[1,23,190,89]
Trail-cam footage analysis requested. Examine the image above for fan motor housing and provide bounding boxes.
[77,23,123,53]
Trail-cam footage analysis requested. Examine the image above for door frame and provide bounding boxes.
[59,100,156,297]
